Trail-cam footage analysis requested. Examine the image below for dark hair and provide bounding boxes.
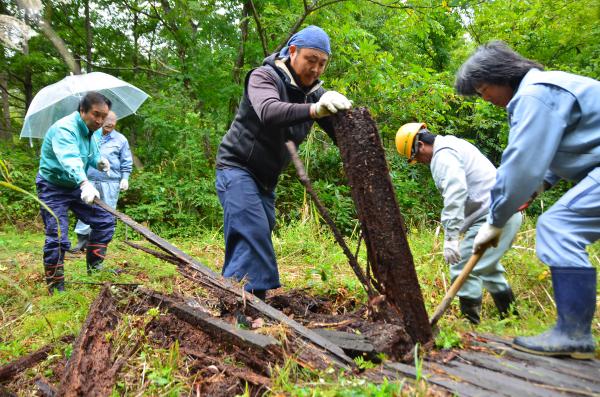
[418,130,436,145]
[455,41,544,96]
[79,92,112,113]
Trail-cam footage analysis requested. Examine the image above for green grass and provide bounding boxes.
[1,217,599,395]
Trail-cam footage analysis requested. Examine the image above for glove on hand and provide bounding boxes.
[311,91,352,119]
[119,179,129,191]
[80,180,100,205]
[472,223,502,254]
[443,239,461,264]
[98,158,111,173]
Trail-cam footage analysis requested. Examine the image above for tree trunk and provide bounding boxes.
[84,0,92,73]
[0,73,11,140]
[332,108,432,346]
[229,0,250,117]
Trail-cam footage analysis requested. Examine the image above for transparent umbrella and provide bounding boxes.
[20,72,149,139]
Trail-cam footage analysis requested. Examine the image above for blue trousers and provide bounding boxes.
[36,175,115,266]
[75,180,120,235]
[537,167,600,268]
[216,167,280,291]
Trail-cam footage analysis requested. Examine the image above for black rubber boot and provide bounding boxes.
[252,289,267,301]
[512,267,596,359]
[69,233,89,253]
[459,296,482,324]
[491,287,518,318]
[86,243,107,274]
[44,263,65,294]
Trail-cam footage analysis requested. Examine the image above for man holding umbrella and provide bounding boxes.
[37,91,115,294]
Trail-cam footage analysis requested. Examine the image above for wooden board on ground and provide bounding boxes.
[376,333,600,396]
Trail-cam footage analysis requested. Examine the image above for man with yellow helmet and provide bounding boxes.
[395,123,522,323]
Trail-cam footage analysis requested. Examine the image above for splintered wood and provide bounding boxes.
[333,108,432,346]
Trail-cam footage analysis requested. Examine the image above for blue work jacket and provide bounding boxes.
[38,111,101,188]
[87,129,133,182]
[489,69,600,227]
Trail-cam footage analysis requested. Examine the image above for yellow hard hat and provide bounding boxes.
[395,122,427,164]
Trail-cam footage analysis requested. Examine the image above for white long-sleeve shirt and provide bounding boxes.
[430,135,496,239]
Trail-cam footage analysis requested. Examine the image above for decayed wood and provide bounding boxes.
[124,240,183,265]
[139,288,280,352]
[0,335,74,383]
[58,285,121,397]
[312,329,376,359]
[95,198,354,369]
[286,141,375,298]
[332,108,432,346]
[34,376,57,397]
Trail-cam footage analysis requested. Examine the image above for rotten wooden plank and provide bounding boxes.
[95,198,354,368]
[139,288,280,352]
[458,350,600,396]
[312,329,376,359]
[0,335,73,383]
[57,285,121,397]
[332,108,432,347]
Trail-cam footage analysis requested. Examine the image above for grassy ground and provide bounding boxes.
[1,215,599,396]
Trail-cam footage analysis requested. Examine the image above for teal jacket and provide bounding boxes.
[38,111,101,188]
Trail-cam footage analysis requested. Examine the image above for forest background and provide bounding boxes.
[1,0,599,238]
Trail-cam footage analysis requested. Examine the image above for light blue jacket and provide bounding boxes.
[38,111,101,188]
[87,129,133,182]
[489,69,600,227]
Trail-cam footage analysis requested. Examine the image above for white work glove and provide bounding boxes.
[472,223,503,254]
[97,158,110,173]
[80,180,100,205]
[119,179,129,191]
[311,91,352,119]
[443,239,461,264]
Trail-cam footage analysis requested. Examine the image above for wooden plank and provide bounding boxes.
[312,329,376,358]
[140,288,280,351]
[472,337,600,383]
[0,335,73,382]
[95,198,354,368]
[382,362,493,397]
[458,350,600,396]
[429,360,567,397]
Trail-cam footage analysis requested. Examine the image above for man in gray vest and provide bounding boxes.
[215,25,351,301]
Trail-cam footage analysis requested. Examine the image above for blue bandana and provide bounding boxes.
[279,25,331,58]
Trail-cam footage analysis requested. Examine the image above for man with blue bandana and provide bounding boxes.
[216,25,351,301]
[456,41,599,359]
[37,92,116,294]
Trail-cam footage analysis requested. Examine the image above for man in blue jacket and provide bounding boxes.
[37,92,115,294]
[216,25,351,301]
[455,41,599,359]
[71,111,132,252]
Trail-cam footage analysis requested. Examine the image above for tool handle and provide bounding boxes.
[429,248,486,327]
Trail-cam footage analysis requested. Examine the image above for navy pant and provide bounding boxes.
[216,167,280,291]
[36,175,115,266]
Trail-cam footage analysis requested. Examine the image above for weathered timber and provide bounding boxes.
[124,240,183,265]
[34,377,57,397]
[312,329,376,359]
[286,141,375,298]
[58,285,121,397]
[94,198,354,368]
[0,335,73,383]
[332,108,432,345]
[139,288,280,351]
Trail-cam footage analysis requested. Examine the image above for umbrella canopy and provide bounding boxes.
[20,72,149,139]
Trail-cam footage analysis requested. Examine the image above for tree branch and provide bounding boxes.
[248,0,268,56]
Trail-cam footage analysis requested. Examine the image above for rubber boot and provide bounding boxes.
[512,267,596,359]
[86,243,107,274]
[252,289,267,301]
[69,233,89,253]
[459,296,482,324]
[44,263,65,294]
[491,287,518,319]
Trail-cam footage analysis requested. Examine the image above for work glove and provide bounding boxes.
[97,158,111,173]
[119,179,129,191]
[472,223,503,254]
[311,91,352,119]
[80,180,100,205]
[443,239,461,264]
